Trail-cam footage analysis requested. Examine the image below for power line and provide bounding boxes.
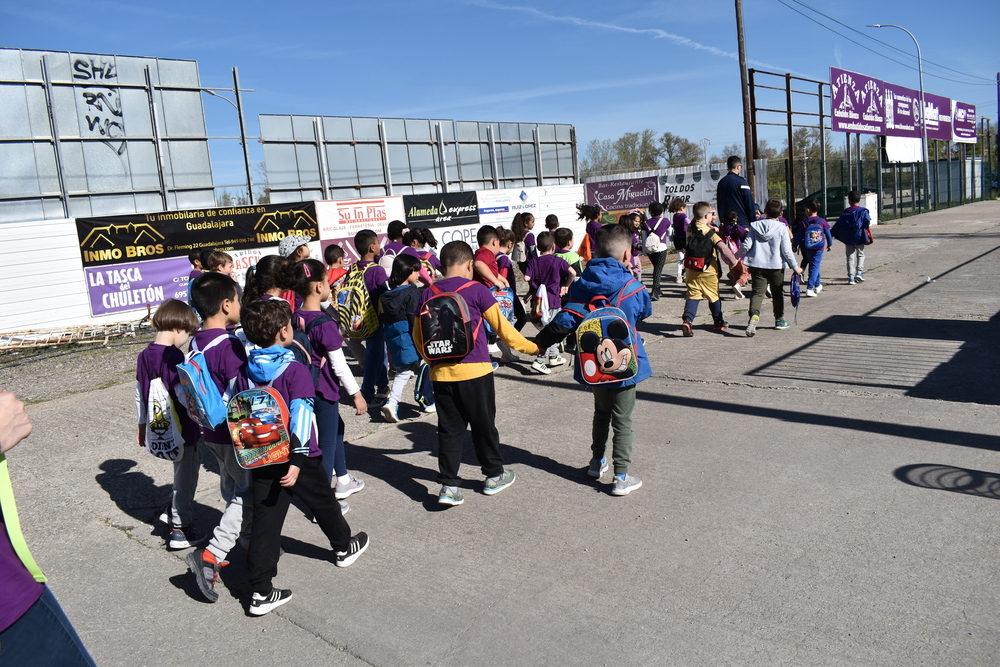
[777,0,995,86]
[785,0,995,83]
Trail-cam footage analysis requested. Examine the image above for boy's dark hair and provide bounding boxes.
[240,298,292,348]
[190,272,238,320]
[764,199,784,219]
[848,190,862,205]
[803,198,820,214]
[324,243,345,265]
[692,201,713,221]
[536,231,554,253]
[386,219,407,241]
[575,203,601,222]
[596,224,631,258]
[152,298,199,333]
[553,227,573,250]
[242,254,293,305]
[290,259,328,298]
[477,224,499,247]
[388,253,421,288]
[723,209,739,224]
[188,250,202,266]
[354,229,378,254]
[648,201,664,217]
[199,249,212,268]
[727,155,742,171]
[545,214,559,230]
[205,250,233,272]
[440,241,474,268]
[668,197,687,213]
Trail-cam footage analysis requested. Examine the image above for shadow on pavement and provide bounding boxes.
[893,463,1000,500]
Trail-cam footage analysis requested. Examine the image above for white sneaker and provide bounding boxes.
[547,355,567,368]
[815,284,823,294]
[531,360,551,375]
[381,401,400,423]
[733,284,744,299]
[423,403,437,414]
[487,343,500,354]
[805,289,817,297]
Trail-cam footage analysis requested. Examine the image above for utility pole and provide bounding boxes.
[736,0,755,195]
[700,138,710,166]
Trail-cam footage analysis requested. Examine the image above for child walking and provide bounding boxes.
[353,230,391,405]
[186,273,252,604]
[831,190,872,284]
[536,224,653,495]
[135,299,205,550]
[669,198,691,283]
[512,212,537,274]
[291,259,368,501]
[718,210,748,299]
[524,231,575,374]
[680,202,738,337]
[379,254,435,422]
[792,198,832,297]
[239,298,369,616]
[414,241,542,506]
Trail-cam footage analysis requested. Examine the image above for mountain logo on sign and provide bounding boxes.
[255,209,317,232]
[79,223,165,249]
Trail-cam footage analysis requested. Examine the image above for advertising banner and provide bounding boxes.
[922,92,952,141]
[476,187,541,227]
[316,197,406,263]
[403,192,479,229]
[584,177,658,212]
[884,83,921,138]
[75,202,319,268]
[84,255,191,316]
[952,101,977,143]
[830,68,884,134]
[658,169,724,211]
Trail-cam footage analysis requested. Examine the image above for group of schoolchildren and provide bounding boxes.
[135,213,654,617]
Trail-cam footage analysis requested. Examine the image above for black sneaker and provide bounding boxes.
[249,588,293,616]
[334,532,370,568]
[713,320,728,331]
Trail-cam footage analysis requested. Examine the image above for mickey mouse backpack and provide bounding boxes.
[567,279,645,385]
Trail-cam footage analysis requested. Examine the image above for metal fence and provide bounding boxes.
[260,115,578,203]
[0,48,217,223]
[767,156,992,221]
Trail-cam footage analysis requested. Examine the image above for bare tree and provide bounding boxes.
[580,138,623,177]
[254,160,270,204]
[614,129,662,171]
[659,132,702,167]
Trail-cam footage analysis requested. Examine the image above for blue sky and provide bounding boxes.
[2,0,996,188]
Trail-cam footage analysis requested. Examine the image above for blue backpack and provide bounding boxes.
[803,221,826,251]
[566,279,644,386]
[176,334,235,430]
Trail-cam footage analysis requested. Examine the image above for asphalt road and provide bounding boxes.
[4,200,1000,666]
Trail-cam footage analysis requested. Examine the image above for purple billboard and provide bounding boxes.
[830,67,975,143]
[831,68,884,134]
[584,177,659,212]
[84,256,191,316]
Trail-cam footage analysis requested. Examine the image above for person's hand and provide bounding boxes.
[352,392,368,416]
[137,425,146,448]
[794,267,804,275]
[280,464,300,487]
[0,390,32,454]
[559,286,568,296]
[496,276,509,288]
[534,345,545,357]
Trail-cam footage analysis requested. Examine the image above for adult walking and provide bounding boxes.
[717,156,759,228]
[831,190,871,285]
[642,201,672,300]
[741,199,803,336]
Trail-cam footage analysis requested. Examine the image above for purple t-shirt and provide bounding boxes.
[355,260,389,299]
[188,269,202,281]
[379,241,420,261]
[419,250,441,272]
[136,343,200,445]
[586,220,603,245]
[523,231,538,262]
[0,522,44,633]
[645,216,671,243]
[273,362,321,457]
[496,252,514,284]
[417,276,497,366]
[191,329,247,444]
[296,309,346,403]
[525,253,571,310]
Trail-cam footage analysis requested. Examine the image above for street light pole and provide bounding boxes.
[700,138,710,165]
[869,24,931,209]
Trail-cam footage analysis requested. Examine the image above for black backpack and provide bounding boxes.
[291,314,333,385]
[682,225,716,271]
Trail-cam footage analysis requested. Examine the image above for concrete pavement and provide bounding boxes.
[5,200,1000,665]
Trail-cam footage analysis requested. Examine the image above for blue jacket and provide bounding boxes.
[538,257,653,388]
[717,171,759,227]
[831,206,871,246]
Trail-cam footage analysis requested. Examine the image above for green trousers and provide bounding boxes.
[591,385,636,475]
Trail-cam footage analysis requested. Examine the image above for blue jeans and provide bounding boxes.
[314,396,346,482]
[682,298,723,325]
[0,586,96,666]
[360,325,389,399]
[805,249,824,290]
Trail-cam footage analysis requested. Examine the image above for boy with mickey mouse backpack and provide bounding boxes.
[535,224,653,496]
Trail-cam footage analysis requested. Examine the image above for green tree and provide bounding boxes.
[613,129,662,171]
